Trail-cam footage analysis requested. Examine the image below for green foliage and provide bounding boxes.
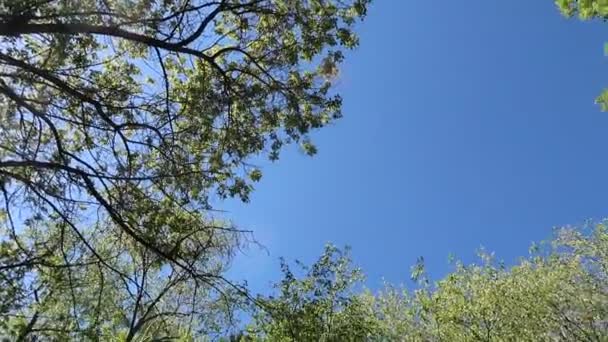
[556,0,608,19]
[0,0,370,339]
[244,224,608,341]
[0,217,243,340]
[248,245,380,341]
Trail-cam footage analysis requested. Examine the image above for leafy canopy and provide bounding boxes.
[0,0,370,340]
[244,224,608,341]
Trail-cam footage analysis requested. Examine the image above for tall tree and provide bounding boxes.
[249,245,380,341]
[0,0,370,339]
[245,224,608,341]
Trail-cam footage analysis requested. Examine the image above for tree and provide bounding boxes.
[555,0,608,19]
[245,224,608,341]
[374,248,605,341]
[0,0,370,339]
[248,244,380,342]
[1,218,244,340]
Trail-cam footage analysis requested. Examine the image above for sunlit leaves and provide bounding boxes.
[0,0,370,339]
[246,225,608,341]
[556,0,608,19]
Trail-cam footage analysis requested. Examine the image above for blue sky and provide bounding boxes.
[225,1,608,292]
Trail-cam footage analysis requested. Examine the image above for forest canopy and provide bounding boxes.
[2,0,608,341]
[0,0,370,339]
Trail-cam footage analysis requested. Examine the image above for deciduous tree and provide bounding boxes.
[247,224,608,341]
[0,0,370,339]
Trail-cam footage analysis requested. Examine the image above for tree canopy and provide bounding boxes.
[3,1,608,341]
[0,0,370,339]
[243,224,608,341]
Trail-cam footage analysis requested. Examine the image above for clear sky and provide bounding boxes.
[225,1,608,293]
